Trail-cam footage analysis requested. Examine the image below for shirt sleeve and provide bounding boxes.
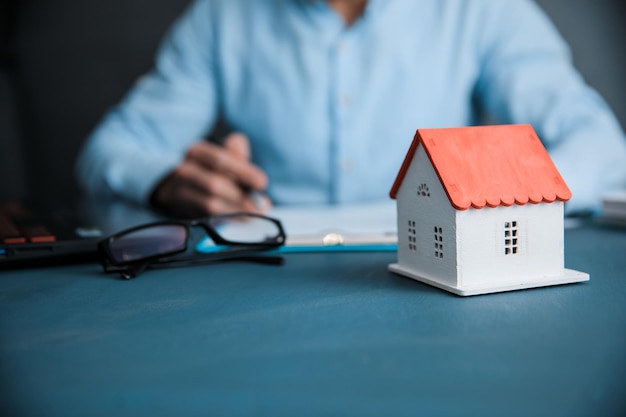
[474,0,626,214]
[75,0,218,205]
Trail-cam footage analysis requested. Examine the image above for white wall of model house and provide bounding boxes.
[395,144,565,290]
[455,203,564,289]
[396,145,457,286]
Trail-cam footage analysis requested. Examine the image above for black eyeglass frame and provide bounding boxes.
[97,212,286,276]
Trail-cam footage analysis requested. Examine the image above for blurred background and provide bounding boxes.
[1,0,625,203]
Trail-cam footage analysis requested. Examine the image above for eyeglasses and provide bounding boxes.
[98,213,286,279]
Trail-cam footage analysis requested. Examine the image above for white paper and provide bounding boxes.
[269,201,398,246]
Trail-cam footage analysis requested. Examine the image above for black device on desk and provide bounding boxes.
[0,200,162,267]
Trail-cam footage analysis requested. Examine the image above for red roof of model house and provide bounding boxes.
[389,124,572,210]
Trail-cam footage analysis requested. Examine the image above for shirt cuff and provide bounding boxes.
[106,150,183,206]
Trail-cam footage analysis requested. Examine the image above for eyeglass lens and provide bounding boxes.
[208,215,281,244]
[109,224,187,263]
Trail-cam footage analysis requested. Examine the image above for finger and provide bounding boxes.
[165,186,208,218]
[182,187,246,216]
[222,132,251,161]
[174,160,248,206]
[186,142,268,191]
[156,176,249,217]
[242,193,273,214]
[151,175,206,218]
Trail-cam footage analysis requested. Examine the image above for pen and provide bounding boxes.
[243,186,267,211]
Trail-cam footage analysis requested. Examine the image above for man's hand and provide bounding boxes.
[150,132,271,217]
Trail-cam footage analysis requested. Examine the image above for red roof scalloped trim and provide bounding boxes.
[389,124,572,210]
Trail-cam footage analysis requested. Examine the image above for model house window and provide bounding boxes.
[504,221,519,255]
[434,226,443,259]
[417,183,430,197]
[408,220,417,251]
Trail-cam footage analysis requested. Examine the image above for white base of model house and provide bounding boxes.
[388,263,590,296]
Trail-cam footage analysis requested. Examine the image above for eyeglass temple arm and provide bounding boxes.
[227,255,285,266]
[152,253,285,268]
[116,254,285,279]
[119,262,149,280]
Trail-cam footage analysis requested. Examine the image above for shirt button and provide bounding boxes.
[337,42,349,54]
[340,159,354,172]
[340,94,352,106]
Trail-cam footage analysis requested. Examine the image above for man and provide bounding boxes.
[76,0,626,217]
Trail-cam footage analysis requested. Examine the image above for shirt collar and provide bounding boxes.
[296,0,386,17]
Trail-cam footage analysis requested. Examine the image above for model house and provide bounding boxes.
[388,124,589,296]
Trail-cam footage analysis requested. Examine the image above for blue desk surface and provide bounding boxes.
[1,223,625,417]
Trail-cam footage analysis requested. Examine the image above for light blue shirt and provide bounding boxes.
[76,0,626,214]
